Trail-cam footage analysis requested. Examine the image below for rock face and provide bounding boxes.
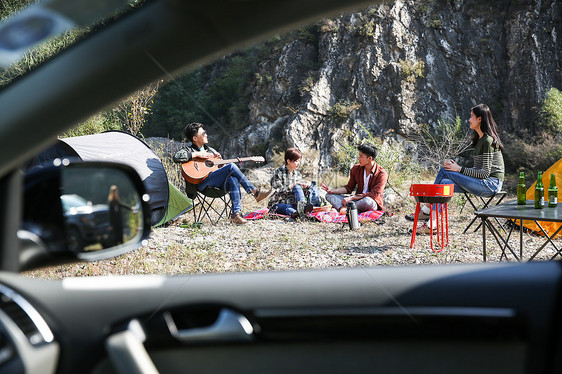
[219,0,561,169]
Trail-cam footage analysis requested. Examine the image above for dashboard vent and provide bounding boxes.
[0,296,42,344]
[0,286,53,346]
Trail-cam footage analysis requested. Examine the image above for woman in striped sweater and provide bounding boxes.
[408,103,504,223]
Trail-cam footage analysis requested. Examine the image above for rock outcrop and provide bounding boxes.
[215,0,561,170]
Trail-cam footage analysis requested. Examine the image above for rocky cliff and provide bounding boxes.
[218,0,561,170]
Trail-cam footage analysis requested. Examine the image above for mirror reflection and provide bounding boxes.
[60,167,143,252]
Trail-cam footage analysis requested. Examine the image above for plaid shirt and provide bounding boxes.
[268,165,304,207]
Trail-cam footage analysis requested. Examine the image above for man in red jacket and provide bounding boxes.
[321,143,387,214]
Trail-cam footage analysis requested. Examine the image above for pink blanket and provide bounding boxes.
[244,208,384,223]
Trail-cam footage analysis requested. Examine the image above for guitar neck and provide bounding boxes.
[212,157,262,166]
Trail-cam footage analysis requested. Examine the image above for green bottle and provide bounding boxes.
[517,171,526,205]
[548,173,558,208]
[535,171,544,209]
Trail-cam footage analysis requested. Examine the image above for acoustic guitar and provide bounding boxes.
[181,156,265,184]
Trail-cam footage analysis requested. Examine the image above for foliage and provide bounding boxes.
[430,18,443,29]
[356,20,376,38]
[248,141,269,158]
[0,29,83,87]
[145,71,204,138]
[254,73,272,85]
[502,130,562,177]
[145,50,261,140]
[60,113,120,138]
[0,0,31,18]
[398,59,425,83]
[327,101,362,124]
[113,81,161,137]
[538,87,562,134]
[297,27,317,43]
[149,139,184,191]
[413,116,471,173]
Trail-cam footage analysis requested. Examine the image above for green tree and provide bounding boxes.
[145,71,205,139]
[539,87,562,134]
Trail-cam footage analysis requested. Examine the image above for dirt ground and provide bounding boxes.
[26,191,562,279]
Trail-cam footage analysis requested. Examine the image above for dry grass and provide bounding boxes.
[24,187,562,280]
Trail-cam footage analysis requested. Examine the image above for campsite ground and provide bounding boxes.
[25,189,562,279]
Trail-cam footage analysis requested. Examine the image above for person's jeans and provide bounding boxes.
[198,163,255,214]
[270,185,306,216]
[433,167,503,197]
[326,194,378,212]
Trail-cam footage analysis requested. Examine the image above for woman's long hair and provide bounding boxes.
[470,104,503,151]
[107,185,120,202]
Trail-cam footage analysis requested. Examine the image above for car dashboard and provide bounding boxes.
[0,261,560,374]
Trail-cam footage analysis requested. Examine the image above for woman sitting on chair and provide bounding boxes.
[407,103,505,227]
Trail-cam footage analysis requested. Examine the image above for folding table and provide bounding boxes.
[475,200,562,262]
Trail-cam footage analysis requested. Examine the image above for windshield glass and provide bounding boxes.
[61,194,90,209]
[15,0,562,279]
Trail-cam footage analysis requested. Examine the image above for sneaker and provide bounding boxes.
[230,212,248,225]
[415,222,436,235]
[253,188,273,203]
[297,201,314,216]
[405,211,431,221]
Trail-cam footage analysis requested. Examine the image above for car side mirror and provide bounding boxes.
[19,161,152,271]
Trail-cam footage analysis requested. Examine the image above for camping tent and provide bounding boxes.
[26,131,192,226]
[523,159,562,238]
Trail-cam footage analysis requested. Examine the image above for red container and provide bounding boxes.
[410,184,454,203]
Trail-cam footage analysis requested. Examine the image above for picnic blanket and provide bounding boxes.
[244,208,385,223]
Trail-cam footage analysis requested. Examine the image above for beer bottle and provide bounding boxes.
[517,171,526,205]
[548,173,558,208]
[534,171,544,209]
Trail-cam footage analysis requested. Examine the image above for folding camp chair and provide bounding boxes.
[461,190,507,234]
[184,182,231,225]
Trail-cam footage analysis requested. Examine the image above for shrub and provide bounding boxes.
[327,101,362,124]
[356,20,376,38]
[502,130,562,177]
[60,113,120,138]
[398,59,425,83]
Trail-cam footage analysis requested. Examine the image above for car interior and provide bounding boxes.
[0,0,560,373]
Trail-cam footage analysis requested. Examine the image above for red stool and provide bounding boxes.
[410,184,454,252]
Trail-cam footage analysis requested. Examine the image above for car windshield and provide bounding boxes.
[4,0,560,280]
[60,194,91,209]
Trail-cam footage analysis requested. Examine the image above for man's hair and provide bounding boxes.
[183,122,204,142]
[284,147,302,164]
[357,143,378,159]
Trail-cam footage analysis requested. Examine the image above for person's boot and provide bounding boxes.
[297,201,313,216]
[253,187,273,203]
[230,212,248,225]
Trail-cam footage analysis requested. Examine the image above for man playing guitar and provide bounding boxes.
[174,122,272,224]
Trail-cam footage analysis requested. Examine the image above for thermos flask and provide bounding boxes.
[347,201,360,230]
